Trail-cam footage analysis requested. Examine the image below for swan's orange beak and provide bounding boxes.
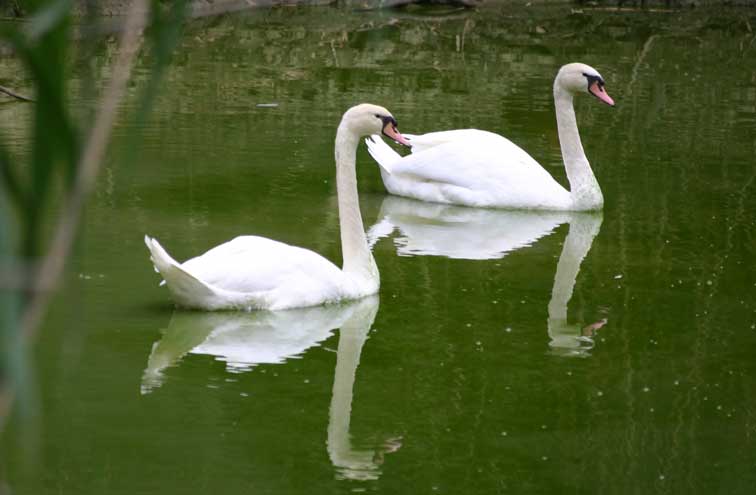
[589,81,615,106]
[382,121,412,147]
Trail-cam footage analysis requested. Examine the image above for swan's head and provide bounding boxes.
[556,63,615,106]
[341,103,411,146]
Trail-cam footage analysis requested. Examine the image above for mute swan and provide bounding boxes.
[144,104,410,311]
[365,63,614,211]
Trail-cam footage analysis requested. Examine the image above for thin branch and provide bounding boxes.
[20,0,150,340]
[626,34,658,96]
[0,84,33,102]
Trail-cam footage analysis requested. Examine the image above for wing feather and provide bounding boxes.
[181,236,345,296]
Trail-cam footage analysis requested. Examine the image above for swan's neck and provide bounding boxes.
[335,125,379,288]
[554,86,603,210]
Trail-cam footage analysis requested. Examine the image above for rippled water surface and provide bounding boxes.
[2,3,756,494]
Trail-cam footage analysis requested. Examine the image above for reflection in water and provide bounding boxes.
[141,304,347,392]
[368,196,570,260]
[326,296,401,481]
[5,4,755,491]
[546,213,604,357]
[142,296,398,480]
[368,197,604,355]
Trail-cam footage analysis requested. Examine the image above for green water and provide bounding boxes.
[2,3,756,493]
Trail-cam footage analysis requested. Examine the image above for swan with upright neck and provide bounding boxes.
[365,63,614,211]
[144,104,410,311]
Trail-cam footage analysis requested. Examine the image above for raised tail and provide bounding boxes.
[365,135,404,174]
[144,235,219,308]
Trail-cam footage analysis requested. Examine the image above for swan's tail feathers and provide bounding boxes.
[365,135,402,174]
[144,235,218,307]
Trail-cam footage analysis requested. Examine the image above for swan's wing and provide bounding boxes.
[379,132,570,208]
[388,133,550,189]
[405,129,499,154]
[181,236,345,296]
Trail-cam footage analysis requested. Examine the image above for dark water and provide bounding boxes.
[2,3,756,494]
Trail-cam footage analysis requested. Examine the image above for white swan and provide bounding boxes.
[365,63,614,211]
[144,103,410,311]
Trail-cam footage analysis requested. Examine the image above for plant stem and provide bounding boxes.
[0,85,33,102]
[20,0,149,340]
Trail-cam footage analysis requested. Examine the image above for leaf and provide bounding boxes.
[1,1,78,256]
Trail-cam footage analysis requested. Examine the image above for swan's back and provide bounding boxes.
[405,129,500,154]
[182,236,348,306]
[381,132,571,209]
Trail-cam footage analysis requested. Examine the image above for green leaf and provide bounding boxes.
[1,1,78,257]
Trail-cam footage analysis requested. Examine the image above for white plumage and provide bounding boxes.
[144,235,351,310]
[366,131,571,209]
[366,63,615,211]
[144,103,409,311]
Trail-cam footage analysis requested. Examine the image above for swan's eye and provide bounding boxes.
[377,115,398,127]
[583,73,604,90]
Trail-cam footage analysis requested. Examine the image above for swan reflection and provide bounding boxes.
[142,295,398,480]
[546,212,604,357]
[142,304,346,392]
[326,296,402,480]
[368,195,570,259]
[368,197,604,355]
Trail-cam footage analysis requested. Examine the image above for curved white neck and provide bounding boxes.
[335,124,379,286]
[554,85,603,210]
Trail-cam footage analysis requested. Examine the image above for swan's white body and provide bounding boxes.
[145,104,407,311]
[366,63,614,211]
[144,235,364,311]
